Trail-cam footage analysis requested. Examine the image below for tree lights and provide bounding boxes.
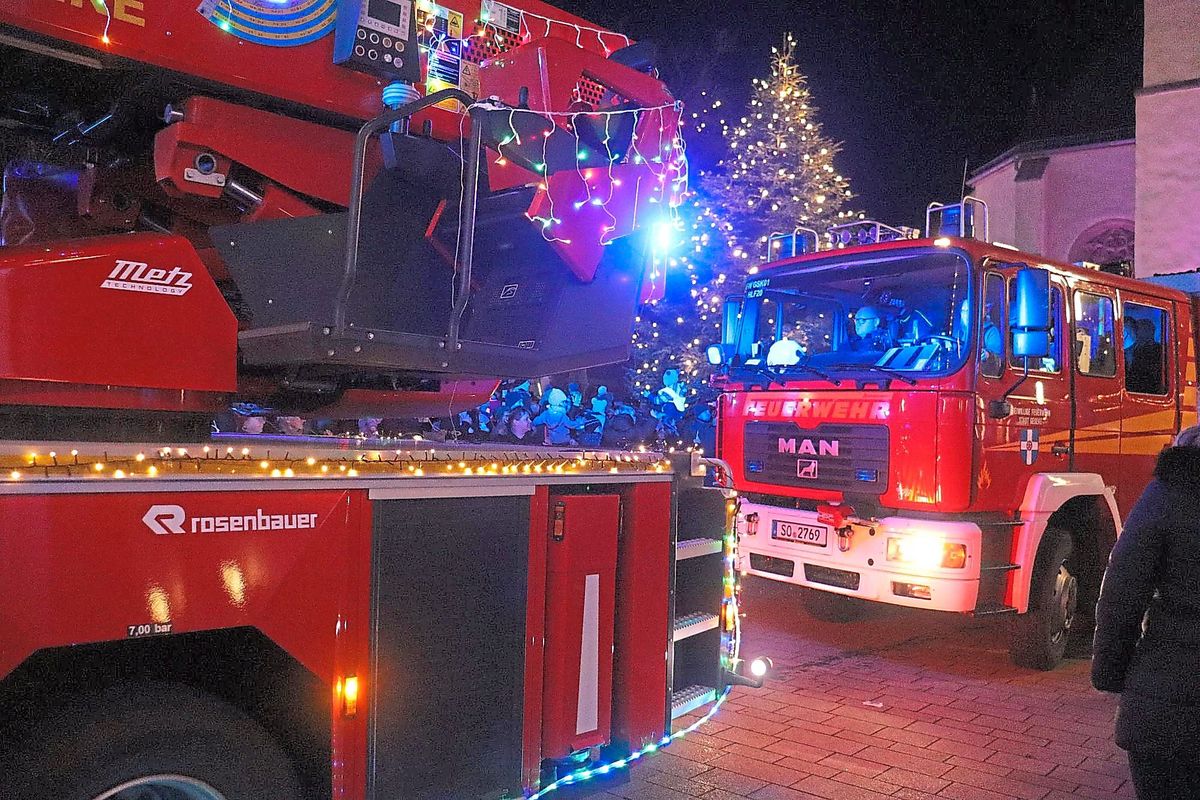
[627,33,858,401]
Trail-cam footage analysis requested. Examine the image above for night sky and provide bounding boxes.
[566,0,1143,227]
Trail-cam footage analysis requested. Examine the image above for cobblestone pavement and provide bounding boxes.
[607,579,1135,800]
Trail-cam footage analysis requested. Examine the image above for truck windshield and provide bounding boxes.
[734,249,972,377]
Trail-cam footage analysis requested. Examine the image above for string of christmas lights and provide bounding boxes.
[93,0,113,43]
[1,446,669,482]
[472,3,631,57]
[469,100,688,249]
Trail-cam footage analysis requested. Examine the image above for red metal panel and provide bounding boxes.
[0,0,615,128]
[0,233,237,401]
[611,482,671,749]
[541,493,618,758]
[0,488,362,679]
[153,96,374,208]
[0,487,372,798]
[934,392,974,510]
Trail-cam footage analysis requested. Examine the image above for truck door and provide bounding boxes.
[1117,293,1177,513]
[1069,284,1123,489]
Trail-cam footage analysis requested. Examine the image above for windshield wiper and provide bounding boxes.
[735,363,841,387]
[734,366,785,390]
[828,363,918,386]
[779,362,841,386]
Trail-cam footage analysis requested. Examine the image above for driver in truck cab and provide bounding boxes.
[849,304,892,353]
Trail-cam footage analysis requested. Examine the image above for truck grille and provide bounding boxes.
[743,421,889,494]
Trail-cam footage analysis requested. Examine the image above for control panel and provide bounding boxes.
[333,0,421,83]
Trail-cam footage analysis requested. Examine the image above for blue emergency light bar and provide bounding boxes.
[926,197,989,241]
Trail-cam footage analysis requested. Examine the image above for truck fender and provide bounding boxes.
[1009,473,1122,613]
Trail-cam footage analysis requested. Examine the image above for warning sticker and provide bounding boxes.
[481,0,522,35]
[417,2,475,100]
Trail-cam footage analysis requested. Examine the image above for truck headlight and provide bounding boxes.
[886,535,967,569]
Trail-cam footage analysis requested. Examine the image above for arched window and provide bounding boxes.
[1069,220,1135,266]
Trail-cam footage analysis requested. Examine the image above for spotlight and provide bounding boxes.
[750,656,772,679]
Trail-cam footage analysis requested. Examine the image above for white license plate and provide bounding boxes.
[771,520,828,547]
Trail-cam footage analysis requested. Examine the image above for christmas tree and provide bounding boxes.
[627,33,856,408]
[710,32,854,256]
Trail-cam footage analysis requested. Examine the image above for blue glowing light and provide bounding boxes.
[652,218,677,252]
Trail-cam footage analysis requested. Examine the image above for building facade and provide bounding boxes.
[971,0,1199,278]
[969,133,1135,268]
[1137,0,1200,277]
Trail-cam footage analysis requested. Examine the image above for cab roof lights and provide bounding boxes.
[763,197,994,263]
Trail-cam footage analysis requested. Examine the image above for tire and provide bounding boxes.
[0,680,301,800]
[1008,527,1078,671]
[801,588,871,623]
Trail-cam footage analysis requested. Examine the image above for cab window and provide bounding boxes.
[1010,283,1063,373]
[980,273,1006,378]
[1074,292,1117,377]
[1123,302,1169,395]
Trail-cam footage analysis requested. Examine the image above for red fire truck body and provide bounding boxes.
[0,445,736,798]
[714,219,1197,668]
[0,2,742,797]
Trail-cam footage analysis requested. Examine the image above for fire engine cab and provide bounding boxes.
[710,198,1198,670]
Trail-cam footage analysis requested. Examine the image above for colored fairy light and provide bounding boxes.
[92,0,114,42]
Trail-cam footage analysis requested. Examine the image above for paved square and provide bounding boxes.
[608,579,1135,799]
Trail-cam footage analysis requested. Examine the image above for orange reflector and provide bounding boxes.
[337,675,360,718]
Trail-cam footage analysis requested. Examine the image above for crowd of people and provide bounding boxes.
[223,370,716,452]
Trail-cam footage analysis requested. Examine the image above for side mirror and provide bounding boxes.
[706,344,725,366]
[721,297,742,347]
[1011,267,1051,359]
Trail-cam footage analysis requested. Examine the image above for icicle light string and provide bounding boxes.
[469,102,686,247]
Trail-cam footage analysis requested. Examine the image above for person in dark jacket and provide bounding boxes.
[1093,426,1200,799]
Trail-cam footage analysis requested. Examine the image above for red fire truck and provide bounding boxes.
[0,2,752,797]
[709,199,1198,670]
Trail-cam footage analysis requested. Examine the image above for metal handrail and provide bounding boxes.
[766,226,820,259]
[925,196,989,241]
[335,88,476,335]
[445,111,484,357]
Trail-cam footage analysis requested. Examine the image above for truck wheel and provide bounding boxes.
[1008,528,1077,671]
[801,588,870,623]
[0,681,301,800]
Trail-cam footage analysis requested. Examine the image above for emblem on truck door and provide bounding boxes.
[1020,428,1040,465]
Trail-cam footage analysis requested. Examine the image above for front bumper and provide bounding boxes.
[736,501,983,613]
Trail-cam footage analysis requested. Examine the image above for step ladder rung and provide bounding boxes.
[671,684,718,720]
[676,537,723,561]
[673,612,720,642]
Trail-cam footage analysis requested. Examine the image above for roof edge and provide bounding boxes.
[970,127,1136,181]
